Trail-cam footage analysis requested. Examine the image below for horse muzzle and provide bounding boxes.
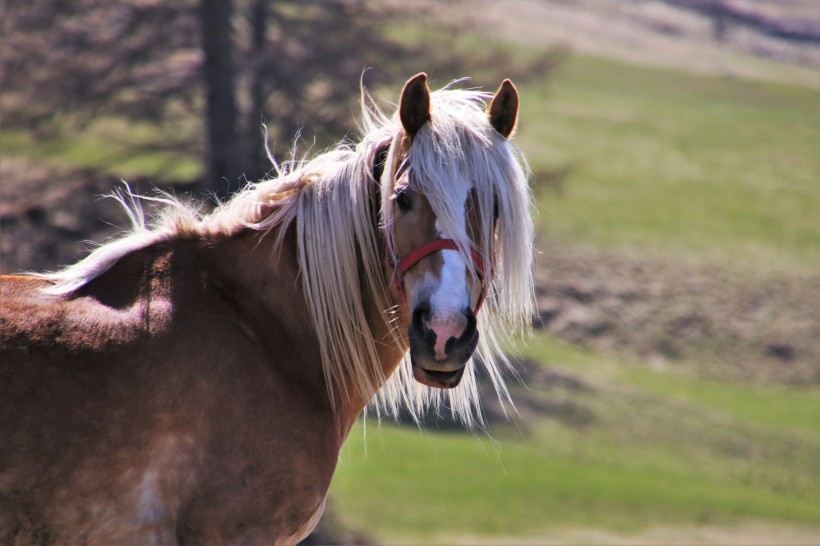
[408,303,479,389]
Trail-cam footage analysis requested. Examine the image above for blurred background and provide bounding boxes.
[2,0,819,544]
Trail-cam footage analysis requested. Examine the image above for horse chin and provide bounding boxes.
[410,360,466,389]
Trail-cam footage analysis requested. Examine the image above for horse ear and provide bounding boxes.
[399,72,431,139]
[488,79,519,139]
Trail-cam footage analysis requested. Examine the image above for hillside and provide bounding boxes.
[434,0,820,88]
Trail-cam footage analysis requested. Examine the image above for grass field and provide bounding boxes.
[519,55,820,272]
[330,334,820,544]
[0,118,201,183]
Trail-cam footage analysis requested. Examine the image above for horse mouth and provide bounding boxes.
[411,363,466,389]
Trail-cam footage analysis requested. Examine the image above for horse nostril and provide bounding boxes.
[459,309,477,345]
[412,303,432,335]
[463,308,477,335]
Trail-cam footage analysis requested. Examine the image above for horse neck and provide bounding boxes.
[341,267,410,434]
[196,228,325,406]
[207,225,408,439]
[321,227,410,433]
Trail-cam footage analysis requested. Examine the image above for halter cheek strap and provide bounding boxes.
[392,238,491,314]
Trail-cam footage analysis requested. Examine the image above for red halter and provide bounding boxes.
[392,238,491,314]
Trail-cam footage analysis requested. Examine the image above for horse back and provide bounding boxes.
[1,240,177,352]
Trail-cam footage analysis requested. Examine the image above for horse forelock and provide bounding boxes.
[33,82,534,429]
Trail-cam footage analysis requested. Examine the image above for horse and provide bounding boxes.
[0,73,535,545]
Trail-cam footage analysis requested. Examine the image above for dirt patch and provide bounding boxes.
[535,244,820,385]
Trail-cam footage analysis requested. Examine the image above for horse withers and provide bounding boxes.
[0,73,534,544]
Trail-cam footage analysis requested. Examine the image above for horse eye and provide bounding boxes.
[394,189,412,212]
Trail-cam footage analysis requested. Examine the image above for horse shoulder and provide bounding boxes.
[162,235,342,543]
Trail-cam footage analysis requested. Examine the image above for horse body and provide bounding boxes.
[0,74,533,544]
[1,230,375,543]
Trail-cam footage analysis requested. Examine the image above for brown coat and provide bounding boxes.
[1,228,403,544]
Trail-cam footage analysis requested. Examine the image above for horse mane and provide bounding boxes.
[35,81,535,428]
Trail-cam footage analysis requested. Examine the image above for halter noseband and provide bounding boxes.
[392,239,490,314]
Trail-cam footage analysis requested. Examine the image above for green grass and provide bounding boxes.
[0,118,201,182]
[330,334,820,543]
[516,55,820,272]
[519,335,820,436]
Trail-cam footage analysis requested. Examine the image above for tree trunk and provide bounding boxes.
[200,0,246,200]
[245,0,269,181]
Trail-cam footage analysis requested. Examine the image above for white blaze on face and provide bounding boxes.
[426,178,472,361]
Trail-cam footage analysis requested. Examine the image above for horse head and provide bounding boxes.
[384,73,520,390]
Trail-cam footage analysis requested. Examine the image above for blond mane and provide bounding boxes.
[36,81,535,428]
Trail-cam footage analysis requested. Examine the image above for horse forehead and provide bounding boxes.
[433,176,473,236]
